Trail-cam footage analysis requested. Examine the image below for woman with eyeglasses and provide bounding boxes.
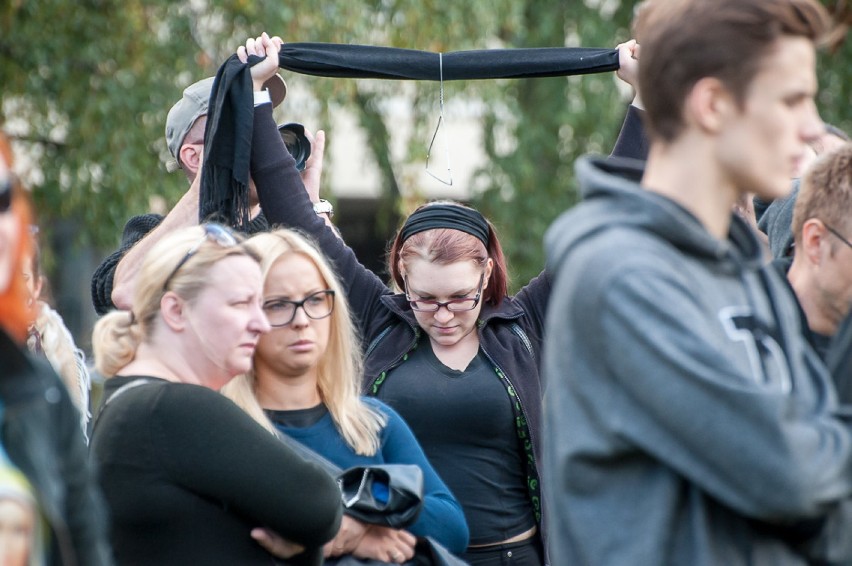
[90,223,342,565]
[234,34,550,565]
[221,229,468,564]
[0,131,113,565]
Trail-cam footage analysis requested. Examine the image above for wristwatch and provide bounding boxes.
[313,199,334,217]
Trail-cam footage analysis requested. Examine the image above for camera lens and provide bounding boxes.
[277,123,312,172]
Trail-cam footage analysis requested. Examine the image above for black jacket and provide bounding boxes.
[0,329,113,565]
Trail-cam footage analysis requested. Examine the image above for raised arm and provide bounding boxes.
[610,39,649,161]
[109,180,201,311]
[615,39,643,110]
[239,34,396,337]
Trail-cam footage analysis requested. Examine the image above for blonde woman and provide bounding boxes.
[91,224,342,565]
[222,229,468,563]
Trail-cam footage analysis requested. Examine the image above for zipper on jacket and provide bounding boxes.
[366,324,420,395]
[478,343,542,526]
[365,325,394,359]
[510,322,536,363]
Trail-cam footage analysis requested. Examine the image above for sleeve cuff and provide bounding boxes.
[253,90,272,107]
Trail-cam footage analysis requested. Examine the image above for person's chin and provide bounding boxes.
[755,178,793,202]
[287,355,319,372]
[230,354,254,374]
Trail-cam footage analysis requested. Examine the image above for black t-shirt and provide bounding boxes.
[376,337,535,546]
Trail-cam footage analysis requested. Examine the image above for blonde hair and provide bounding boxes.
[92,225,255,377]
[30,302,92,434]
[222,229,386,456]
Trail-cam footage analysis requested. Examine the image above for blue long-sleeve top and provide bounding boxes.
[267,397,469,553]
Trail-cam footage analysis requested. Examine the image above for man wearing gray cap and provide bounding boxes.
[90,74,290,315]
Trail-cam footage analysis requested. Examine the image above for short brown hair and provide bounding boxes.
[793,142,852,247]
[634,0,834,143]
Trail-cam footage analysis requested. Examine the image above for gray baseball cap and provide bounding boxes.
[165,74,287,172]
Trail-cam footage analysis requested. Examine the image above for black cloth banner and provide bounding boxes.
[278,43,619,80]
[201,43,620,227]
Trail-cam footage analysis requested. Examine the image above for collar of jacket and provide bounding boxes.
[0,329,48,403]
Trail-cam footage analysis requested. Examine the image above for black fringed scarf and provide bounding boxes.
[199,54,257,230]
[200,43,619,228]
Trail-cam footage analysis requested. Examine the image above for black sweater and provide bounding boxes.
[91,376,342,565]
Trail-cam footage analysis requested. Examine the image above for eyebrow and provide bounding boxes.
[265,288,326,300]
[409,283,476,298]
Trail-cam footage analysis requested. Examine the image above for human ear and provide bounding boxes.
[178,143,203,177]
[685,77,734,134]
[800,219,828,265]
[482,258,494,290]
[160,292,188,332]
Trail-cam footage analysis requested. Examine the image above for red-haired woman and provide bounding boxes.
[0,131,113,565]
[241,34,549,565]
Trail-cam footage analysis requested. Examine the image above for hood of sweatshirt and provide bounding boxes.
[546,155,766,277]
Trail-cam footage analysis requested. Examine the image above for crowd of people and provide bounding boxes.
[2,0,852,564]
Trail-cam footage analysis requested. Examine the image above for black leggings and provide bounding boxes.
[462,537,544,566]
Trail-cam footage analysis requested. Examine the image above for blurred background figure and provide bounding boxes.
[786,142,852,359]
[0,466,41,566]
[0,130,113,565]
[24,235,92,437]
[755,123,850,260]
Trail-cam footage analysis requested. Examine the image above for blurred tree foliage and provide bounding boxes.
[1,0,850,298]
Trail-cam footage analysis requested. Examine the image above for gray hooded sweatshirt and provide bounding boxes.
[542,156,852,565]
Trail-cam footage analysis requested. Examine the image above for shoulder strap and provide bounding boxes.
[91,378,155,436]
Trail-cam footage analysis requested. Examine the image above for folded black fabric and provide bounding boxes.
[339,465,424,529]
[278,43,618,80]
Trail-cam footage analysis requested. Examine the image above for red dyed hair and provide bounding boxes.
[0,132,34,344]
[388,202,509,306]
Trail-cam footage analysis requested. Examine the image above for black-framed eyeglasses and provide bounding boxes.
[263,290,335,327]
[824,222,852,252]
[404,272,484,312]
[162,223,238,291]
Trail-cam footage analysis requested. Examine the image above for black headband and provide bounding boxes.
[399,204,489,246]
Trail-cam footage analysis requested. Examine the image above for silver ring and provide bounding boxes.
[392,552,401,561]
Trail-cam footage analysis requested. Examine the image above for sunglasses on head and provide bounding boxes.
[162,223,239,291]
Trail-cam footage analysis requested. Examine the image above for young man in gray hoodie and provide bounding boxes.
[543,0,852,564]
